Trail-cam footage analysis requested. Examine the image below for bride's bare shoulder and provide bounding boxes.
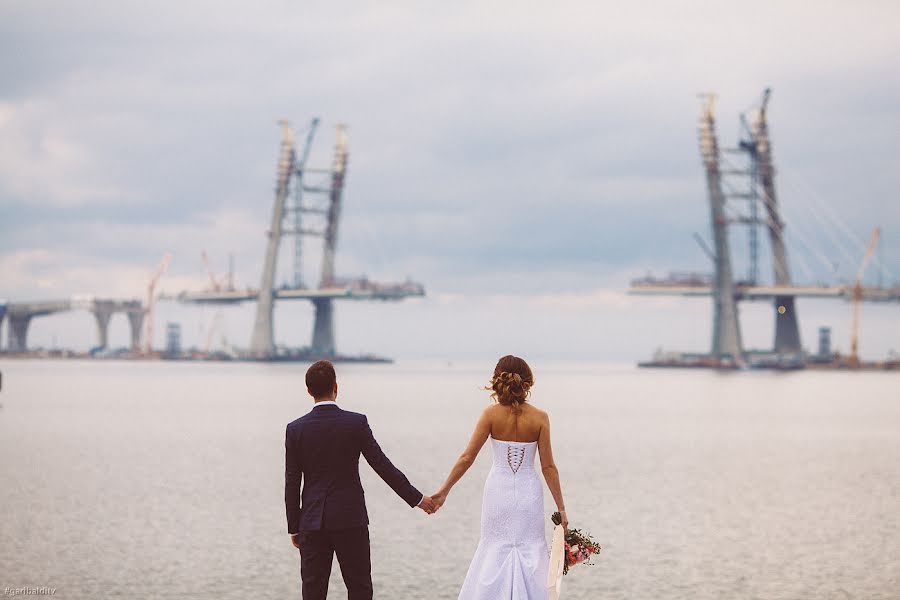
[480,403,502,419]
[524,403,549,419]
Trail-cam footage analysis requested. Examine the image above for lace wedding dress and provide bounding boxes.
[458,437,548,600]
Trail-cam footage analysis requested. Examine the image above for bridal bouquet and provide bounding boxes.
[550,512,601,575]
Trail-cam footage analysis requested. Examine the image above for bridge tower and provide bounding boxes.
[249,121,296,358]
[698,95,744,364]
[91,300,145,351]
[92,300,115,350]
[750,89,802,355]
[248,120,349,358]
[311,124,348,356]
[7,314,31,353]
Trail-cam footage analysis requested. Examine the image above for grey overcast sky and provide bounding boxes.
[1,0,898,360]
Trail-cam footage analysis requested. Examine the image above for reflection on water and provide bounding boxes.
[0,360,898,599]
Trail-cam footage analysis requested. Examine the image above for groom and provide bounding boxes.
[285,360,437,599]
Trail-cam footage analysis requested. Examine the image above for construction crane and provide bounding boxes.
[200,251,236,292]
[201,251,222,292]
[143,252,173,355]
[202,309,233,357]
[848,227,881,367]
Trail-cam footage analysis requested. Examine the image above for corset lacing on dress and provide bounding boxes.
[506,445,526,473]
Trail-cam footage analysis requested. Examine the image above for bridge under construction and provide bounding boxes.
[0,119,423,360]
[0,297,144,354]
[630,89,899,369]
[173,119,425,361]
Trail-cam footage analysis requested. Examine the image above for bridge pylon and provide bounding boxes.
[311,299,335,356]
[308,125,349,357]
[249,121,296,358]
[93,304,113,350]
[698,95,744,365]
[127,311,144,351]
[8,314,31,353]
[248,119,351,359]
[749,89,802,355]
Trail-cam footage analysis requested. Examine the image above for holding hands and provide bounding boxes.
[418,495,439,514]
[417,488,448,515]
[431,489,448,511]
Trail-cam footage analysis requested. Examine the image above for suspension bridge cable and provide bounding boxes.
[775,206,819,282]
[359,215,389,276]
[781,172,895,282]
[767,181,850,282]
[778,186,855,280]
[786,168,893,281]
[790,172,869,252]
[782,180,859,276]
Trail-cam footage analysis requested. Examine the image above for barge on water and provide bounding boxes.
[639,348,899,371]
[0,348,394,364]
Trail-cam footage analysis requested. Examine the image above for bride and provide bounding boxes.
[432,355,567,600]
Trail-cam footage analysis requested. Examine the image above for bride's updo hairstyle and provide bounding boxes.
[487,355,534,408]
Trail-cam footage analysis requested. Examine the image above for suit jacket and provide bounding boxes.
[285,403,422,533]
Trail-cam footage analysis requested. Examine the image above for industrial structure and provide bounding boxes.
[0,296,144,354]
[1,119,422,360]
[697,95,743,365]
[0,249,174,357]
[144,253,172,355]
[631,89,900,369]
[174,119,425,361]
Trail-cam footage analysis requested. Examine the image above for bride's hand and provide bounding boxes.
[559,510,569,531]
[431,489,448,510]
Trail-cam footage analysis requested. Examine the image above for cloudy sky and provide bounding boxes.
[1,0,898,360]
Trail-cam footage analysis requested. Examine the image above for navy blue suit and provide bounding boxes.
[285,403,421,599]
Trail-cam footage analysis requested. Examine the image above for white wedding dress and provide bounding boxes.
[458,437,549,600]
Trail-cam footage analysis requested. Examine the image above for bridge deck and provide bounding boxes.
[170,284,426,305]
[3,297,143,317]
[628,284,900,302]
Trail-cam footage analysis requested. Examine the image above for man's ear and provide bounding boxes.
[307,387,314,399]
[333,382,339,397]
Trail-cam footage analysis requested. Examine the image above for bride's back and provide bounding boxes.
[487,402,546,443]
[447,355,563,599]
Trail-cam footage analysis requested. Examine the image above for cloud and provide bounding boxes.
[0,99,125,207]
[1,0,899,357]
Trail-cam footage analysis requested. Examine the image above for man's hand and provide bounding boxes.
[418,495,438,514]
[290,533,301,550]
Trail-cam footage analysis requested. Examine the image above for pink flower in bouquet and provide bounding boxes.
[550,512,601,575]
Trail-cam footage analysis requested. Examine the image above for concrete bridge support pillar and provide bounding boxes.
[8,315,32,353]
[311,298,335,356]
[127,311,145,351]
[774,296,802,354]
[93,309,113,350]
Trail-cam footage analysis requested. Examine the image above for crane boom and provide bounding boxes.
[143,252,173,355]
[201,250,221,291]
[849,227,880,366]
[856,228,880,281]
[204,310,224,355]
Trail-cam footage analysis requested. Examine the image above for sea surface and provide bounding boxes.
[0,359,898,600]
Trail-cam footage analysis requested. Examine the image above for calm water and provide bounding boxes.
[0,360,898,599]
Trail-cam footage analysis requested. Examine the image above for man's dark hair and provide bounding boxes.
[306,360,336,398]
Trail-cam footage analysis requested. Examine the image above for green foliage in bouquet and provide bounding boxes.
[551,512,601,575]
